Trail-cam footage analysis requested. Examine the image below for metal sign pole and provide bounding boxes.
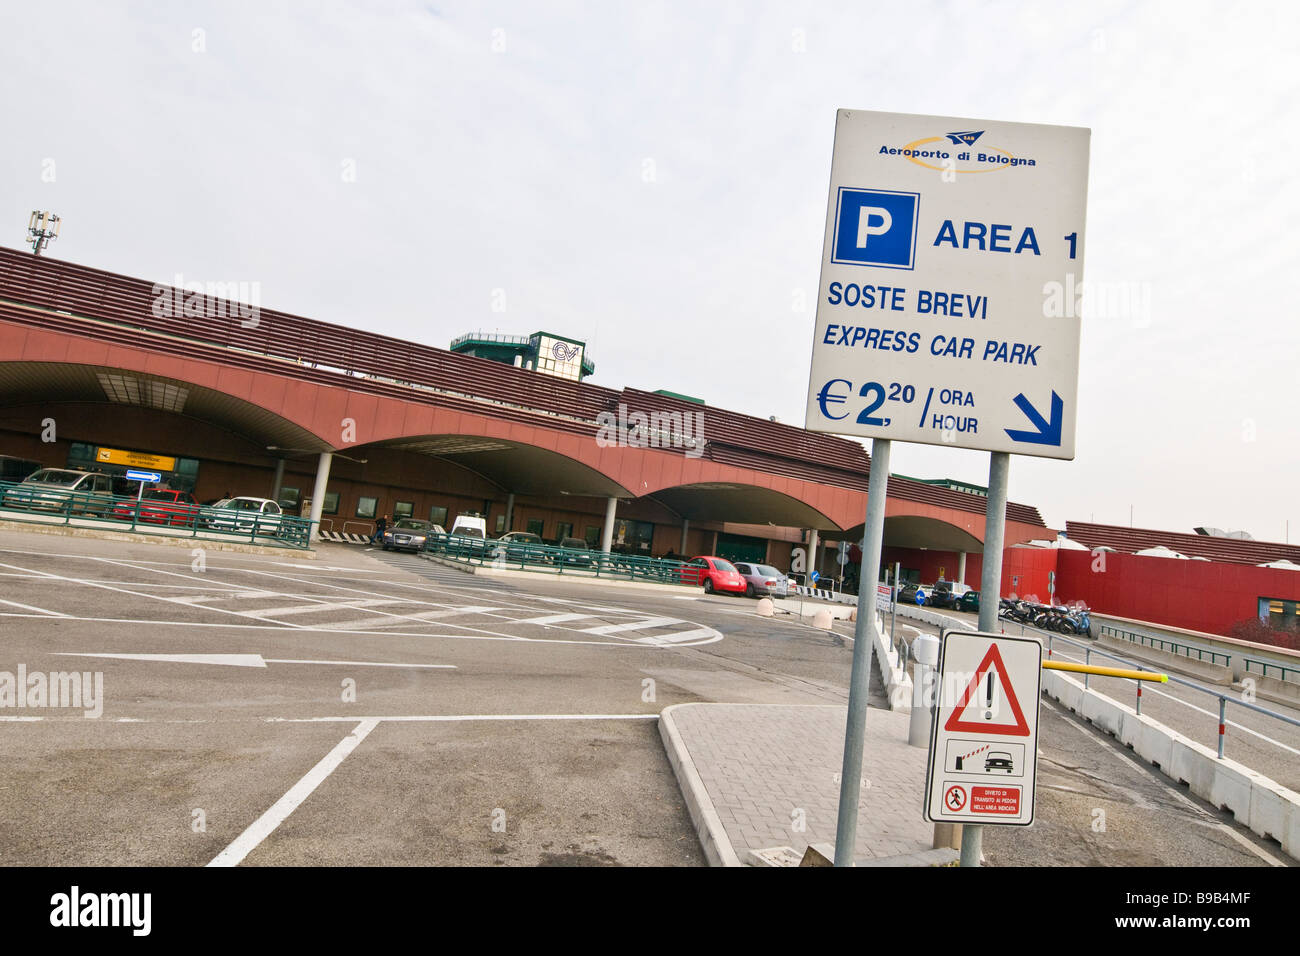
[833,437,891,866]
[961,450,1010,867]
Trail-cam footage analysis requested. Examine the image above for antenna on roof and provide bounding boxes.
[27,211,60,256]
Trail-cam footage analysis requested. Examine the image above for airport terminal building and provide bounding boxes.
[1,246,1297,643]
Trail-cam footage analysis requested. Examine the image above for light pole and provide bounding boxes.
[27,211,61,255]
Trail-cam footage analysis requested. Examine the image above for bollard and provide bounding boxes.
[756,597,774,618]
[908,634,939,748]
[812,609,833,630]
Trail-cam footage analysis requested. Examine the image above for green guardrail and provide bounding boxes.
[1100,624,1231,667]
[1243,658,1300,683]
[0,479,311,549]
[422,533,698,586]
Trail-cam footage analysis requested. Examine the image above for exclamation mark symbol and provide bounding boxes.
[984,672,995,720]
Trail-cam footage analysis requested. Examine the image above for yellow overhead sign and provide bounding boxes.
[95,447,176,471]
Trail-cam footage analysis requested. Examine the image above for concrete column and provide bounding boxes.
[807,529,820,577]
[505,493,515,533]
[308,452,333,540]
[271,458,285,503]
[958,550,967,585]
[679,518,689,554]
[600,496,617,553]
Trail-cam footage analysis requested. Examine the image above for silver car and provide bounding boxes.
[733,562,789,599]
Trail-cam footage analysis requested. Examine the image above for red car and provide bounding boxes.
[111,489,200,526]
[683,556,748,595]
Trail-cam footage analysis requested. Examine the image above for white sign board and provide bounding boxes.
[805,110,1090,459]
[924,629,1042,826]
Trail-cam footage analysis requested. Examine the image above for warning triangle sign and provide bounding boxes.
[944,643,1031,736]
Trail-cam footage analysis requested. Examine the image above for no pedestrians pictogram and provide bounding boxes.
[944,785,966,811]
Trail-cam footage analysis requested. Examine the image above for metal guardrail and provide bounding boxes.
[1243,657,1300,683]
[0,480,311,548]
[1099,624,1232,667]
[423,533,697,586]
[1014,622,1300,761]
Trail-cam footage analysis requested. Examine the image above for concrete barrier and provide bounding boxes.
[1256,675,1300,707]
[1097,635,1233,685]
[870,612,913,713]
[1040,669,1300,860]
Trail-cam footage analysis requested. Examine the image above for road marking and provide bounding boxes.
[1049,700,1289,867]
[53,652,455,670]
[264,659,455,668]
[1049,645,1300,757]
[635,628,720,645]
[207,718,380,867]
[0,612,713,647]
[580,616,681,635]
[0,598,68,616]
[241,598,395,617]
[519,612,594,625]
[56,652,268,668]
[267,713,661,723]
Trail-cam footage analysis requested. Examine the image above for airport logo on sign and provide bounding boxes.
[831,187,920,270]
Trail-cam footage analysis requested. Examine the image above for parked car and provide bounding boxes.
[957,590,981,614]
[1,468,116,515]
[203,496,283,535]
[929,581,959,609]
[734,562,789,598]
[551,536,593,566]
[898,583,924,605]
[383,518,434,552]
[496,531,546,562]
[682,556,747,595]
[110,488,200,526]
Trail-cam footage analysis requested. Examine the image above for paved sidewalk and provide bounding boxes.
[661,703,950,866]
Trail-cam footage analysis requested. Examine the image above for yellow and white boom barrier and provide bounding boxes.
[1042,661,1168,683]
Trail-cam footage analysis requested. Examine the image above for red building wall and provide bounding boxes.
[1055,549,1300,637]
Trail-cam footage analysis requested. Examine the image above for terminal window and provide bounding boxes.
[1259,598,1300,630]
[557,522,574,539]
[356,497,378,519]
[429,505,448,526]
[279,487,300,510]
[526,519,545,537]
[322,492,340,515]
[394,501,413,519]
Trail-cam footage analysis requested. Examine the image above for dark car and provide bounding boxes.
[957,590,980,613]
[984,752,1014,773]
[898,583,924,605]
[929,581,959,609]
[383,518,433,552]
[552,536,593,566]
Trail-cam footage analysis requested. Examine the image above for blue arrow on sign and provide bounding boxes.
[125,469,162,482]
[1005,391,1063,446]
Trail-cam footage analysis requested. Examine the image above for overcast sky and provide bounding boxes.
[5,1,1297,540]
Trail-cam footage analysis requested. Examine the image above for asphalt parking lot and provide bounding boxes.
[0,529,1289,867]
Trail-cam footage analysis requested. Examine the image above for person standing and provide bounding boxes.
[371,513,389,545]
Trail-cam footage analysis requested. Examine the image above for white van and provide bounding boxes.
[449,514,487,539]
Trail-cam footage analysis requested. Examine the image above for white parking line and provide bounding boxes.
[207,718,380,867]
[0,598,68,616]
[580,616,681,635]
[1050,701,1287,867]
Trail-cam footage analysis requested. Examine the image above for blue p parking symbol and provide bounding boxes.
[831,188,919,270]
